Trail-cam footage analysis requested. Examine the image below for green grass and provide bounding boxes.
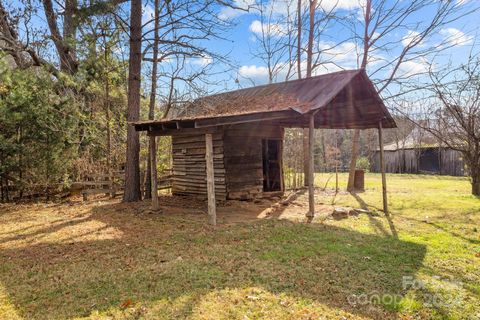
[0,173,479,319]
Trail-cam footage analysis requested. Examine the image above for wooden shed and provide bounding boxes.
[134,69,396,223]
[372,147,464,176]
[167,122,285,200]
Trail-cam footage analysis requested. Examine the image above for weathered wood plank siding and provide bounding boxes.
[371,147,465,176]
[171,131,227,200]
[440,148,465,176]
[223,123,284,200]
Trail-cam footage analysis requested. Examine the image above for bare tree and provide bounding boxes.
[0,1,61,75]
[41,0,78,74]
[346,0,477,191]
[296,0,302,79]
[249,0,289,83]
[138,0,239,200]
[401,55,480,195]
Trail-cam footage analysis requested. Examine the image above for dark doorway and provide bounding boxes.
[262,139,282,191]
[419,148,440,173]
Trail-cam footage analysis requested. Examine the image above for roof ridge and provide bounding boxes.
[196,69,362,101]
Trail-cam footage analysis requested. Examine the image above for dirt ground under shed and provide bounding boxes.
[112,189,353,225]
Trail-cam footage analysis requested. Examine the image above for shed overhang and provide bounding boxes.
[133,69,396,134]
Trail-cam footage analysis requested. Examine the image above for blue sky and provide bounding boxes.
[6,0,480,98]
[168,0,480,93]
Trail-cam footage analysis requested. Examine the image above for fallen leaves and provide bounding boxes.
[120,299,133,309]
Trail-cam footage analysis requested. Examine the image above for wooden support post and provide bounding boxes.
[205,133,216,225]
[378,121,388,214]
[307,113,315,218]
[150,135,159,210]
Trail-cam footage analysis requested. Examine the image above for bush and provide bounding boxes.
[356,156,370,172]
[0,58,79,197]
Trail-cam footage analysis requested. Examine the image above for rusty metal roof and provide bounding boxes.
[134,69,396,131]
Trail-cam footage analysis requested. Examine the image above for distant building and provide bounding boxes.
[371,125,465,176]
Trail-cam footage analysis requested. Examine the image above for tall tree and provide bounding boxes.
[123,0,142,202]
[145,0,161,199]
[346,0,370,191]
[249,0,290,84]
[296,0,302,79]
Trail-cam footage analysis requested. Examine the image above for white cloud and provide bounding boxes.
[191,55,213,66]
[397,59,430,78]
[220,0,361,21]
[402,30,422,47]
[269,0,362,15]
[249,20,287,37]
[239,65,269,79]
[318,41,359,69]
[237,37,391,85]
[218,0,255,20]
[439,28,473,47]
[320,0,363,11]
[237,40,362,84]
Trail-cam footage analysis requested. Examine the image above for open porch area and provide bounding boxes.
[134,70,396,225]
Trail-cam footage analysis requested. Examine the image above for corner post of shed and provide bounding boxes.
[149,134,159,210]
[205,133,216,225]
[378,120,388,214]
[307,112,316,218]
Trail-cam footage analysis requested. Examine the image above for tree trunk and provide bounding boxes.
[347,129,360,192]
[103,33,112,175]
[472,165,480,196]
[145,0,160,199]
[123,0,142,202]
[307,113,315,217]
[296,0,302,79]
[303,0,316,186]
[42,0,78,74]
[347,0,371,190]
[472,180,480,196]
[303,128,309,186]
[305,0,316,78]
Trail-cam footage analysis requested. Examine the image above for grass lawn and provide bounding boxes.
[0,173,479,319]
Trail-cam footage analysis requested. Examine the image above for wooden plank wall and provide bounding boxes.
[223,123,284,200]
[372,148,465,176]
[171,131,227,200]
[440,148,465,176]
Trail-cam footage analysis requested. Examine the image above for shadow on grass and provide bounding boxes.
[350,192,398,238]
[0,201,426,319]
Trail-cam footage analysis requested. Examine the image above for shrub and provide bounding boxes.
[356,156,370,172]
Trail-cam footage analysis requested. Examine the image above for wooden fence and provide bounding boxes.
[78,169,172,201]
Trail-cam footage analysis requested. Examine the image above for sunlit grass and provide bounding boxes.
[0,173,478,319]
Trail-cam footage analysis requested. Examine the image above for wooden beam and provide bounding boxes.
[307,113,315,218]
[148,126,218,136]
[378,120,388,214]
[150,135,159,210]
[205,133,216,225]
[279,128,285,191]
[194,110,297,128]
